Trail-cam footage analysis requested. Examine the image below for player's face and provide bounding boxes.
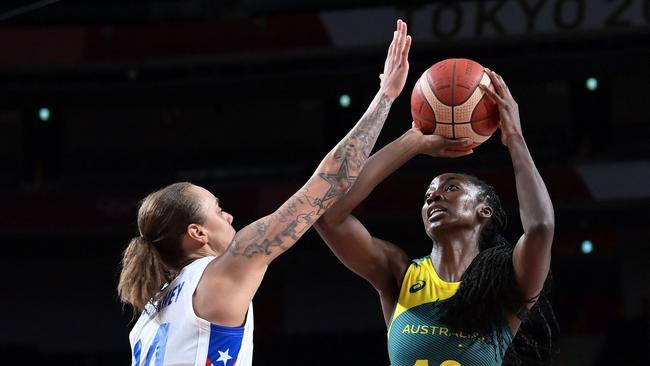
[191,185,236,254]
[421,174,483,238]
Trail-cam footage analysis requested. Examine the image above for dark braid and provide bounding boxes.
[441,174,559,365]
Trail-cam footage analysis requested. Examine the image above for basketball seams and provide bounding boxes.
[470,72,499,136]
[411,76,437,132]
[455,123,492,141]
[454,59,483,105]
[455,72,492,123]
[411,59,499,147]
[427,63,450,105]
[416,81,434,122]
[419,72,452,124]
[451,59,456,139]
[436,114,498,125]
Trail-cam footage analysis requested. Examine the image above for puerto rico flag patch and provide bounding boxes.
[206,323,244,366]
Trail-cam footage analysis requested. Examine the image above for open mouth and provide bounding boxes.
[427,207,447,220]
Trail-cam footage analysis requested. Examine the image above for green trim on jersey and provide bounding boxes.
[387,256,512,366]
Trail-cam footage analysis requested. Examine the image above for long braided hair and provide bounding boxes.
[441,174,559,365]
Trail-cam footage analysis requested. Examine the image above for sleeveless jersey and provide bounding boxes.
[387,256,512,366]
[129,256,254,366]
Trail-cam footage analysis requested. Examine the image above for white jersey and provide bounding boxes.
[129,256,254,366]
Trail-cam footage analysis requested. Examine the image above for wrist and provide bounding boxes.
[401,128,427,154]
[379,88,398,103]
[504,133,525,148]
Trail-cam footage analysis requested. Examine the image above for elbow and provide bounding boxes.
[337,177,355,197]
[316,210,344,228]
[320,162,357,202]
[526,221,555,240]
[315,215,331,229]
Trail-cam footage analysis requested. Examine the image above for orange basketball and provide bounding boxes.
[411,58,500,151]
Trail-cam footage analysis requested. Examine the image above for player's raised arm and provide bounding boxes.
[315,128,471,322]
[480,69,555,303]
[193,19,412,326]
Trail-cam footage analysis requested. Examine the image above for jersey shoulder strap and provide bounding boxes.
[388,256,461,337]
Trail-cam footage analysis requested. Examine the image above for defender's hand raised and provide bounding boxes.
[379,19,412,101]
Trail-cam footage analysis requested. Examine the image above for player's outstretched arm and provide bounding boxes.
[315,128,472,323]
[481,70,555,303]
[195,19,411,326]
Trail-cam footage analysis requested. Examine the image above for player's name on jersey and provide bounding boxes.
[401,324,482,340]
[154,281,186,313]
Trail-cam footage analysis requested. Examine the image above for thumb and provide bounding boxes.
[440,149,474,158]
[443,137,473,147]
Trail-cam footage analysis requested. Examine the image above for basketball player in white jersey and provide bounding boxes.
[117,20,459,366]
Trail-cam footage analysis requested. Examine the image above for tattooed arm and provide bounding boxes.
[194,20,412,326]
[314,129,472,324]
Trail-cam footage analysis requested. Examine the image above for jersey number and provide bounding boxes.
[133,323,170,366]
[414,361,461,366]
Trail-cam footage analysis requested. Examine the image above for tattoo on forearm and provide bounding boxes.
[333,93,392,172]
[227,219,273,257]
[228,93,392,259]
[317,159,357,204]
[314,93,391,206]
[275,190,308,223]
[228,194,316,257]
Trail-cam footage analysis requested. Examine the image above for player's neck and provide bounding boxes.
[429,230,480,282]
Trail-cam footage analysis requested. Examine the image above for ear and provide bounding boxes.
[186,223,208,246]
[477,203,493,219]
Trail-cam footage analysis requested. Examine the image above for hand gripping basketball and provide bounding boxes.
[379,19,412,101]
[410,58,500,151]
[409,126,474,158]
[479,69,523,146]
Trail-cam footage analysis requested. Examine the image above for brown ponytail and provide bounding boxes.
[117,182,204,313]
[117,236,172,312]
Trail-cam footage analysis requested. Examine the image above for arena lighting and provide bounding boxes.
[581,240,594,254]
[585,77,598,91]
[339,94,351,108]
[38,107,50,122]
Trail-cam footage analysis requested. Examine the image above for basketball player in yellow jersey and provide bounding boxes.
[315,70,556,365]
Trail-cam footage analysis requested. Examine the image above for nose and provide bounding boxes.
[426,192,443,205]
[223,211,233,224]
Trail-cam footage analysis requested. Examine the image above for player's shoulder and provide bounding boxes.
[183,256,216,277]
[403,255,435,282]
[411,255,432,267]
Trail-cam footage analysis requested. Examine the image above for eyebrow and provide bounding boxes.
[215,197,220,206]
[429,176,463,189]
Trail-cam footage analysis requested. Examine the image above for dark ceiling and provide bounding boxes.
[0,0,393,24]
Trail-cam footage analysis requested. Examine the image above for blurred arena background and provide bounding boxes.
[0,0,648,365]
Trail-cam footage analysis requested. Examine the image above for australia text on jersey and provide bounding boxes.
[401,323,484,341]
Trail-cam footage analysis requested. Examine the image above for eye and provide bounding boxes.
[424,192,432,201]
[445,184,459,192]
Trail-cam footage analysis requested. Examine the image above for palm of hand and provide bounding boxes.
[380,19,412,100]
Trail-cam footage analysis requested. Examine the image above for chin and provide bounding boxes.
[427,219,446,229]
[427,220,459,236]
[424,223,441,237]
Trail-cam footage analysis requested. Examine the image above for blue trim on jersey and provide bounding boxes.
[207,323,245,366]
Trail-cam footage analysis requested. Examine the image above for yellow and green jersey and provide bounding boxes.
[387,256,512,366]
